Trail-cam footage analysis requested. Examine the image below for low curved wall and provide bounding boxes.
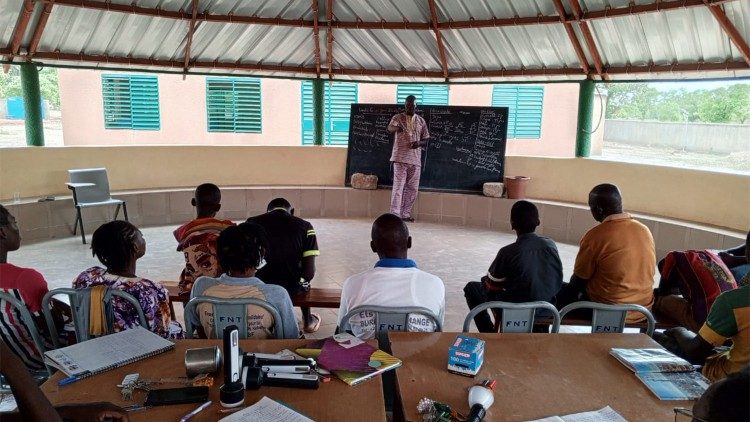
[2,187,744,264]
[0,146,748,231]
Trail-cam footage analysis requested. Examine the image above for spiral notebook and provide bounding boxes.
[44,326,175,378]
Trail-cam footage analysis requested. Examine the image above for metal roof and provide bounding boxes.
[2,0,749,82]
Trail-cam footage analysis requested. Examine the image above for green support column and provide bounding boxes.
[20,63,45,147]
[312,78,325,146]
[575,79,595,157]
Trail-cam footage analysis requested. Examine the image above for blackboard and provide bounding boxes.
[345,104,508,193]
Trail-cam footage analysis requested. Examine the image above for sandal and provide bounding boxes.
[304,313,322,333]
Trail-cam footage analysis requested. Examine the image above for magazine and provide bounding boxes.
[526,406,628,422]
[610,348,708,400]
[296,333,401,386]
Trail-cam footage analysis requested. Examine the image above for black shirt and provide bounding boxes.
[247,210,319,291]
[487,232,563,303]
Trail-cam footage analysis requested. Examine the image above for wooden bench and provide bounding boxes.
[161,281,341,315]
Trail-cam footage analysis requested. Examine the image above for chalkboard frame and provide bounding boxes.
[344,103,509,194]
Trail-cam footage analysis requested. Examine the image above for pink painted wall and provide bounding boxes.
[59,70,302,146]
[59,70,589,157]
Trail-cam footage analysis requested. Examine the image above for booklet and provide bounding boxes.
[296,333,402,386]
[44,326,174,379]
[610,348,709,400]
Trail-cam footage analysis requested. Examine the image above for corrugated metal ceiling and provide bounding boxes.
[2,0,749,82]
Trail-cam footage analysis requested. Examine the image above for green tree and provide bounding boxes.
[0,65,60,108]
[605,82,749,123]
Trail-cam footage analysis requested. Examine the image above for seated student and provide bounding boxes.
[719,231,750,286]
[690,364,749,422]
[656,284,749,382]
[188,222,299,339]
[73,221,183,339]
[555,184,655,322]
[247,198,321,333]
[463,200,563,332]
[337,213,445,340]
[0,205,50,370]
[173,183,234,294]
[654,249,736,332]
[0,340,129,422]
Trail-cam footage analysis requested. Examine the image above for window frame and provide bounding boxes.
[101,74,160,131]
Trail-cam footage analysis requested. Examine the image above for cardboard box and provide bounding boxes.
[447,335,484,377]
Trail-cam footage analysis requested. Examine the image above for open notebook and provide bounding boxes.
[610,348,708,400]
[44,326,175,379]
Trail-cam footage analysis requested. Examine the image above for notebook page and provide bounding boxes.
[44,326,173,376]
[219,396,314,422]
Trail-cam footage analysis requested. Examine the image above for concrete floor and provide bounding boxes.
[9,218,587,337]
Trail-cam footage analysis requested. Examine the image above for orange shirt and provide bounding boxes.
[574,213,655,322]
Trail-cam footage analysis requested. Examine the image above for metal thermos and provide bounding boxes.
[184,346,222,377]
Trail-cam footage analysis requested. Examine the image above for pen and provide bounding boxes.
[58,376,81,386]
[58,371,91,386]
[179,400,212,422]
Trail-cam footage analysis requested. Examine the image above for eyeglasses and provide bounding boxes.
[673,407,709,422]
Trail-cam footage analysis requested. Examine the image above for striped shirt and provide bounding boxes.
[389,113,429,166]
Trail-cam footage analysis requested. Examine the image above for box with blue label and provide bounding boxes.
[447,335,484,377]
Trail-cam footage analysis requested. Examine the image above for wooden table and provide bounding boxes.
[42,339,385,422]
[389,333,691,422]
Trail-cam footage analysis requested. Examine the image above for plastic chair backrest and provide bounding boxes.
[42,287,148,346]
[559,301,656,337]
[184,296,284,339]
[341,305,442,350]
[0,291,52,375]
[462,301,561,333]
[68,168,113,204]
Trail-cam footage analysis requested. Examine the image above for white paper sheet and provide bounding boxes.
[219,396,314,422]
[527,406,628,422]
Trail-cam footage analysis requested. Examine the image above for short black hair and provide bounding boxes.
[216,222,268,274]
[194,183,221,206]
[90,220,140,270]
[510,200,539,234]
[0,205,10,226]
[405,95,416,103]
[267,198,292,212]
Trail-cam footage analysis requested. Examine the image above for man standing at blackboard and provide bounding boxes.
[387,95,430,222]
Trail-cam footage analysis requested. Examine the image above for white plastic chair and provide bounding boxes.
[559,301,656,337]
[340,305,442,349]
[184,296,285,339]
[67,168,127,244]
[463,301,561,333]
[0,291,52,378]
[42,287,147,346]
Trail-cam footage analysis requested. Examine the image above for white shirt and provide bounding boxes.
[337,259,445,339]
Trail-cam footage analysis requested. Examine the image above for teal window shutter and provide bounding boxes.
[396,84,448,105]
[492,85,544,139]
[301,81,358,145]
[206,77,262,133]
[102,75,159,130]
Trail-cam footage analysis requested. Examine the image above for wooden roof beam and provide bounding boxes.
[326,0,333,80]
[568,0,608,80]
[552,0,590,76]
[182,0,199,73]
[6,0,36,60]
[48,0,736,30]
[311,0,322,76]
[28,0,55,56]
[428,0,449,80]
[704,1,750,65]
[24,51,749,77]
